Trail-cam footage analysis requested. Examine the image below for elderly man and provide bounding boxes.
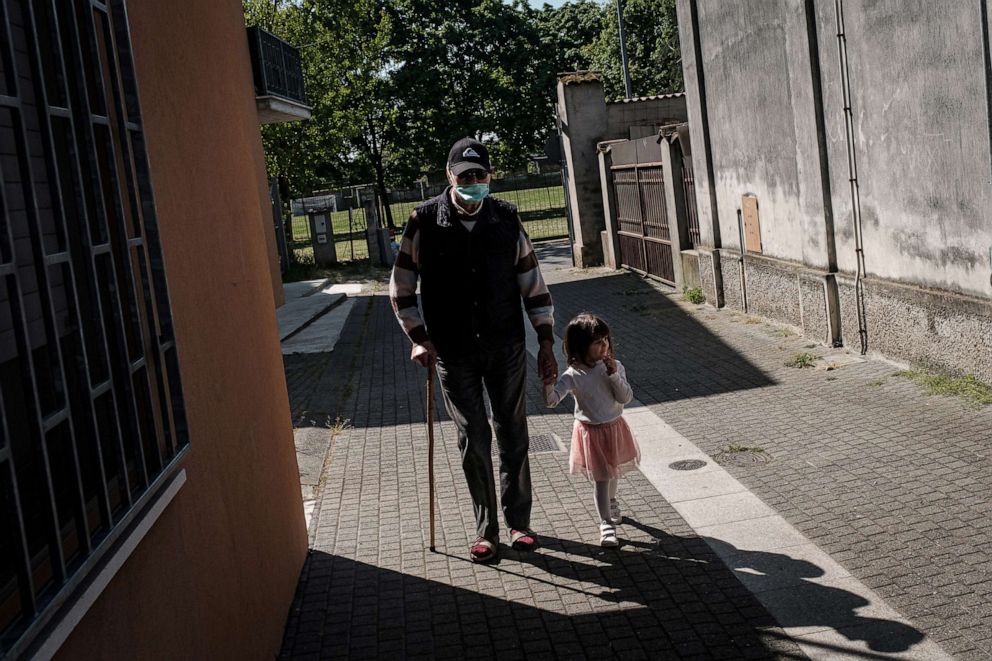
[390,137,558,563]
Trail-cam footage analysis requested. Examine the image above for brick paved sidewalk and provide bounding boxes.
[280,242,992,659]
[537,245,992,659]
[280,287,802,659]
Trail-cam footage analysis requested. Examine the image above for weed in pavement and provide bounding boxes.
[896,370,992,408]
[682,286,705,304]
[785,352,817,368]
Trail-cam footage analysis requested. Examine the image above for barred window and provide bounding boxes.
[0,0,188,656]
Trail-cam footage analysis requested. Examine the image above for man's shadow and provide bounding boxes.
[509,518,925,655]
[700,534,926,654]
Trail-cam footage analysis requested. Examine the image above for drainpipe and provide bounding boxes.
[834,0,869,354]
[737,208,749,313]
[617,0,633,99]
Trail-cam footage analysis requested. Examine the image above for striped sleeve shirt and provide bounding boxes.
[389,208,555,347]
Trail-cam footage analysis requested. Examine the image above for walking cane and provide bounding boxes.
[427,362,437,552]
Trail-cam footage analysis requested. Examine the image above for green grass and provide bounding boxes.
[723,444,765,454]
[290,184,568,250]
[283,248,390,283]
[896,370,992,407]
[785,352,817,368]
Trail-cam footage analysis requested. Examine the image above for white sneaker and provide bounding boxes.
[600,521,619,547]
[609,498,622,525]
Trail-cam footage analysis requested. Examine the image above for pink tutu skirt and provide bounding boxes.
[569,416,641,481]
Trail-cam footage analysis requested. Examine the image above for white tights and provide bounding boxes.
[594,478,618,522]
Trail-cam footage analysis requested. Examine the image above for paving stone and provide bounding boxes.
[279,243,991,658]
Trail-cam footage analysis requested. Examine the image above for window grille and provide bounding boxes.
[0,0,188,656]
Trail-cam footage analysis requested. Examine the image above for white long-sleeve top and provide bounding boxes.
[544,360,634,424]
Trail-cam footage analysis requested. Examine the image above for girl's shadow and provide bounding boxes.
[511,518,926,654]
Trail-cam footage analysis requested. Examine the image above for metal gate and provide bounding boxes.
[612,163,676,285]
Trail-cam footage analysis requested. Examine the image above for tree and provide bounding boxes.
[589,0,683,100]
[535,0,607,76]
[244,0,355,201]
[385,0,558,176]
[245,0,683,215]
[311,0,402,227]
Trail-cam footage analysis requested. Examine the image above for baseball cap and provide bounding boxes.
[447,137,492,175]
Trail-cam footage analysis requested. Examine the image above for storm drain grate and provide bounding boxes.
[491,433,565,455]
[669,459,707,471]
[532,433,566,453]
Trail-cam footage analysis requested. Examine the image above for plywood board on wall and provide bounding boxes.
[742,195,762,253]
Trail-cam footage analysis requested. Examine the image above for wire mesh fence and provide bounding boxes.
[288,172,569,265]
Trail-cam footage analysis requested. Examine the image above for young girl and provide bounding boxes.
[544,313,641,547]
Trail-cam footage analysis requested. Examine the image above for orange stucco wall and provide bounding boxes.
[55,1,307,658]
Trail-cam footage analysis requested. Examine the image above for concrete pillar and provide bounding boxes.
[557,73,608,267]
[659,134,687,290]
[597,141,623,269]
[676,0,725,306]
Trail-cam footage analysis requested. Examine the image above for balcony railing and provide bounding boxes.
[247,26,311,123]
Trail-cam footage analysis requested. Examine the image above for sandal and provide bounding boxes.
[600,521,619,548]
[510,528,538,551]
[470,536,498,563]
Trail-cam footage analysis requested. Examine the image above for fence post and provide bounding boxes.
[269,177,289,274]
[364,196,394,266]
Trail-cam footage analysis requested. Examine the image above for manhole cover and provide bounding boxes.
[669,459,707,471]
[714,448,771,467]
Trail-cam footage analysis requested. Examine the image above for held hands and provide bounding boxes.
[603,355,617,376]
[411,341,438,368]
[537,341,558,385]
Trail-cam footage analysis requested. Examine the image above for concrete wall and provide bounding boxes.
[55,1,308,659]
[691,0,831,270]
[838,275,992,379]
[606,96,689,139]
[813,0,992,297]
[679,0,992,379]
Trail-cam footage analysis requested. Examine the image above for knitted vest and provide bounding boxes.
[416,189,524,358]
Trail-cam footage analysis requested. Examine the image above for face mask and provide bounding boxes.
[454,183,489,203]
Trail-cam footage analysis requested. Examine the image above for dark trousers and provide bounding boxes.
[435,342,532,540]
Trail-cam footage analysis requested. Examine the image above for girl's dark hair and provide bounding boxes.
[563,312,613,366]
